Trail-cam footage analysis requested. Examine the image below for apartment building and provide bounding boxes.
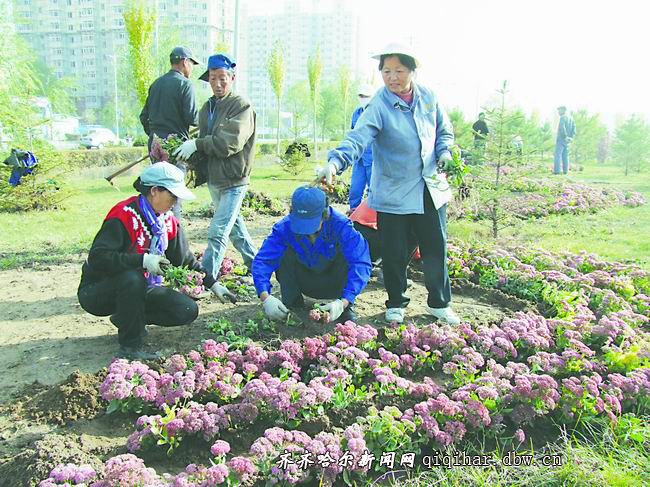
[14,0,237,112]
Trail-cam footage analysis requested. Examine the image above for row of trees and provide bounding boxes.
[267,42,356,155]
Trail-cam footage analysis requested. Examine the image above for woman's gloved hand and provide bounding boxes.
[143,253,170,276]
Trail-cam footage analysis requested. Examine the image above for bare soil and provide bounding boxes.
[0,209,531,486]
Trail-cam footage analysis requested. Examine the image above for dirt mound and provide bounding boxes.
[0,433,104,487]
[9,370,107,426]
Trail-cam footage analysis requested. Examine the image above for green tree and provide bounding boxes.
[267,41,285,155]
[285,81,311,140]
[612,114,650,175]
[33,60,77,116]
[123,0,156,106]
[569,109,607,164]
[337,66,351,136]
[478,81,528,238]
[448,107,472,149]
[307,47,322,155]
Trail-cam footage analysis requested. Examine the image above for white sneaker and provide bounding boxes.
[428,306,460,325]
[385,307,405,323]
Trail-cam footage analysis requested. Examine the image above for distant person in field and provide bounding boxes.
[77,163,235,361]
[174,54,258,282]
[252,185,371,325]
[348,84,375,213]
[139,46,200,219]
[554,105,576,175]
[319,42,461,326]
[472,112,489,149]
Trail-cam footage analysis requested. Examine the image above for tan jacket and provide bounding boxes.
[195,92,256,188]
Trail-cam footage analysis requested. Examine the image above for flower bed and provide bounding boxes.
[40,245,650,486]
[450,179,646,221]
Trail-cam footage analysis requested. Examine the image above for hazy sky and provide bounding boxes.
[247,0,649,128]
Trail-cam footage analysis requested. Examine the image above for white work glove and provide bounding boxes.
[262,295,289,321]
[211,282,237,304]
[317,162,338,186]
[321,299,345,322]
[437,151,453,171]
[142,253,170,276]
[174,139,197,160]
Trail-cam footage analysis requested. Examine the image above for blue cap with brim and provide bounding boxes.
[140,162,196,200]
[199,54,236,82]
[289,186,327,234]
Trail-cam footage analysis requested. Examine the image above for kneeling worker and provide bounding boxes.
[252,186,372,323]
[77,162,235,360]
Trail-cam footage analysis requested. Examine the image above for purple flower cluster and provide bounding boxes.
[167,464,229,487]
[91,454,164,487]
[38,464,97,486]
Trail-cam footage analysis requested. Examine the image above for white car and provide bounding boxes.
[80,128,118,149]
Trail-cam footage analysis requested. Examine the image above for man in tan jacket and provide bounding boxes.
[175,54,257,280]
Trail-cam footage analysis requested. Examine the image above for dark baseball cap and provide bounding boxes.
[170,46,200,65]
[290,186,327,234]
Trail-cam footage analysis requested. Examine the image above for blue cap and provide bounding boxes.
[170,46,200,65]
[199,54,236,81]
[140,162,196,200]
[290,186,327,234]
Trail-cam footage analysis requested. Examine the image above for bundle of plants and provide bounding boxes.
[163,264,205,299]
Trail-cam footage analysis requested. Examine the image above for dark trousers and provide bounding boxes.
[377,189,451,309]
[78,270,198,348]
[275,249,348,307]
[354,221,418,265]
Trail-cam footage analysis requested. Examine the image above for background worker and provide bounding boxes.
[554,105,576,175]
[77,163,234,360]
[174,54,258,281]
[348,84,375,213]
[139,46,200,219]
[252,185,372,324]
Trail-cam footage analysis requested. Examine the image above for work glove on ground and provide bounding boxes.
[262,294,289,321]
[174,139,198,160]
[437,151,453,171]
[321,299,345,322]
[318,162,338,186]
[143,253,170,276]
[211,282,237,304]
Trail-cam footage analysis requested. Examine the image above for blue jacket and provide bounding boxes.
[351,107,373,167]
[557,114,576,144]
[252,208,372,304]
[328,82,454,214]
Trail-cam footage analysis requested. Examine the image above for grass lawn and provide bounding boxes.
[448,163,650,269]
[1,158,648,269]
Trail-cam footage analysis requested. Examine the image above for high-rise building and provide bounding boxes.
[14,0,237,113]
[241,0,363,136]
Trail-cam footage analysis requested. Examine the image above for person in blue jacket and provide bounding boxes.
[554,105,576,175]
[348,84,375,212]
[252,185,372,324]
[318,42,461,325]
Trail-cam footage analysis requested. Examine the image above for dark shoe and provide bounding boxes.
[336,306,358,324]
[117,346,161,361]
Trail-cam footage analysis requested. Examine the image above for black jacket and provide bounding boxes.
[80,196,215,289]
[139,69,198,140]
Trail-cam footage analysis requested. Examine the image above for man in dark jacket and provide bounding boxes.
[472,112,489,149]
[140,46,200,149]
[140,46,200,219]
[252,186,372,324]
[174,54,257,281]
